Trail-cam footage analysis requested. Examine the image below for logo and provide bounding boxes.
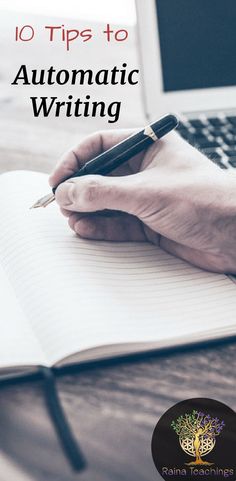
[151,398,236,481]
[171,409,224,466]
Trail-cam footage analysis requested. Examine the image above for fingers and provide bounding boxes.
[49,132,104,188]
[49,129,135,188]
[55,173,141,215]
[67,211,146,242]
[160,237,227,273]
[60,207,72,217]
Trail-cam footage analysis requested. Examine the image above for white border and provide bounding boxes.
[136,0,236,120]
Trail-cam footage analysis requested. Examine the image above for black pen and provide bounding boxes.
[31,113,178,208]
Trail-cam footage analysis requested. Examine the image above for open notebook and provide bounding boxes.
[0,170,236,373]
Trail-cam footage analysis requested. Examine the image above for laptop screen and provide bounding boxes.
[156,0,236,92]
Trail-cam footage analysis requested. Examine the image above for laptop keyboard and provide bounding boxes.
[176,114,236,169]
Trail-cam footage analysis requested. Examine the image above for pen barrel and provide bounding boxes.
[52,132,152,193]
[52,114,178,192]
[78,129,154,177]
[71,114,178,178]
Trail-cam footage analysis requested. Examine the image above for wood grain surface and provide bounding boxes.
[0,343,235,481]
[0,10,235,481]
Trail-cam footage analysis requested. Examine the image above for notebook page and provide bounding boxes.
[0,170,235,366]
[0,264,47,368]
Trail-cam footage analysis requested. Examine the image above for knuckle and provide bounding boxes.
[82,177,103,206]
[89,130,105,150]
[56,157,76,178]
[60,154,74,171]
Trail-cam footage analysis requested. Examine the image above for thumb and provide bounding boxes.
[55,174,141,215]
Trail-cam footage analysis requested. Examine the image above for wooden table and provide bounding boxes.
[0,343,235,481]
[0,10,235,481]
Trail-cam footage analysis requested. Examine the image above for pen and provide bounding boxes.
[31,113,178,209]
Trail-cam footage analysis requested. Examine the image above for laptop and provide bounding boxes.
[136,0,236,169]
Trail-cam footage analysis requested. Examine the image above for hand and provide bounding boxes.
[49,130,236,274]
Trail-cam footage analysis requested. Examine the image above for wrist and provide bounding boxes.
[218,171,236,273]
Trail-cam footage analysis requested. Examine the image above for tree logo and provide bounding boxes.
[151,398,236,481]
[171,410,225,465]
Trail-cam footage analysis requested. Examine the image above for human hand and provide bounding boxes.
[49,129,236,273]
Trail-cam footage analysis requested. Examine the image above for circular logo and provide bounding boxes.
[151,398,236,481]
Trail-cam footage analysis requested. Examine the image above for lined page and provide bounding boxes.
[0,264,47,368]
[0,170,235,367]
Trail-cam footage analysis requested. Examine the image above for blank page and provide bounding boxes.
[0,265,47,368]
[0,170,235,367]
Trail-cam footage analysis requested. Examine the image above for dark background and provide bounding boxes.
[156,0,236,91]
[152,398,236,481]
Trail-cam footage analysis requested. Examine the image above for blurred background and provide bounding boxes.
[0,0,143,175]
[0,0,136,24]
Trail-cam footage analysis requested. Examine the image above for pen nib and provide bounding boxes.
[30,193,55,209]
